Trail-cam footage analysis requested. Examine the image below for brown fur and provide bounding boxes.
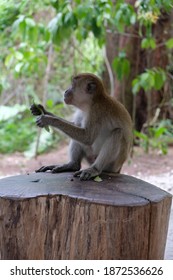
[30,73,133,180]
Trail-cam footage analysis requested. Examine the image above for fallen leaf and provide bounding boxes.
[94,176,103,182]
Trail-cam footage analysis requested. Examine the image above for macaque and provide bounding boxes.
[30,73,133,180]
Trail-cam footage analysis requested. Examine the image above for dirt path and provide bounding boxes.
[1,145,173,192]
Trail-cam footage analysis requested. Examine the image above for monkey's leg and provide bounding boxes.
[36,141,84,173]
[74,129,126,180]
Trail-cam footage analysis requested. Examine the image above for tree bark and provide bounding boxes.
[103,2,172,131]
[0,172,172,260]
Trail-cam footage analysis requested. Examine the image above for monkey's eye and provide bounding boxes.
[87,82,96,94]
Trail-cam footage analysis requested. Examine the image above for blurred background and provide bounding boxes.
[0,0,172,174]
[0,0,173,160]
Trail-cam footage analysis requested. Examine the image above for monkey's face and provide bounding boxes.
[64,76,97,110]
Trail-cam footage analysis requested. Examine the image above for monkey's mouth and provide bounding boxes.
[64,97,72,104]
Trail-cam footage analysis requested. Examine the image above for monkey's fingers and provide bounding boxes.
[35,165,56,172]
[36,115,47,128]
[73,170,82,177]
[74,167,100,181]
[73,170,91,180]
[30,104,45,116]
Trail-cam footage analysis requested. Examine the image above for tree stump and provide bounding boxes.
[0,172,172,260]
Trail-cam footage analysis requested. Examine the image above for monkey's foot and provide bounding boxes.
[35,162,80,173]
[74,167,99,180]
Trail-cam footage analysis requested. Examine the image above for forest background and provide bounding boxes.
[0,0,173,158]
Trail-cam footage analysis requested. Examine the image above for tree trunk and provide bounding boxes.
[103,2,172,131]
[0,172,172,260]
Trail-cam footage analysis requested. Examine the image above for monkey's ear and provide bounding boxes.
[87,82,97,94]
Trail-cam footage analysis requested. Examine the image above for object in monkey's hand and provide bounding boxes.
[30,73,133,180]
[30,103,50,132]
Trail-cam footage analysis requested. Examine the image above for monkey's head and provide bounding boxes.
[64,73,106,110]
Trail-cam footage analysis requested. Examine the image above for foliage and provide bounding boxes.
[0,104,63,154]
[0,0,173,155]
[112,51,130,80]
[113,2,136,32]
[132,68,167,94]
[134,119,173,154]
[0,105,36,153]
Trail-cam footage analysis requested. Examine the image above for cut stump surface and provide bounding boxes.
[0,172,172,260]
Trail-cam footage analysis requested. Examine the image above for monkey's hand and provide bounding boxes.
[30,104,47,116]
[36,115,49,128]
[74,166,99,180]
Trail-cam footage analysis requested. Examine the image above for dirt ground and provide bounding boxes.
[1,145,173,188]
[0,145,173,259]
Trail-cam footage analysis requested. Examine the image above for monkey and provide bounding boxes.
[30,73,133,180]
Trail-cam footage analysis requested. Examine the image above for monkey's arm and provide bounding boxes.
[36,114,97,145]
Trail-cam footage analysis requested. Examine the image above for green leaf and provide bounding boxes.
[5,53,14,68]
[46,99,54,109]
[19,21,27,40]
[141,38,156,49]
[15,62,24,73]
[75,5,90,19]
[166,38,173,49]
[25,18,36,28]
[140,72,155,91]
[141,38,150,48]
[132,78,140,94]
[134,130,148,141]
[48,13,62,38]
[154,127,167,138]
[149,38,156,49]
[44,29,51,42]
[112,57,119,71]
[15,51,24,60]
[12,15,25,31]
[122,59,130,77]
[91,18,102,38]
[28,27,38,43]
[94,176,103,182]
[112,52,130,80]
[112,57,122,80]
[64,11,77,28]
[114,3,136,31]
[154,70,166,90]
[130,14,136,24]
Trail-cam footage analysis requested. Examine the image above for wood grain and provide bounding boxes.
[0,173,172,259]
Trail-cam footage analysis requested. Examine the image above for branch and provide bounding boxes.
[103,47,114,97]
[35,44,53,158]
